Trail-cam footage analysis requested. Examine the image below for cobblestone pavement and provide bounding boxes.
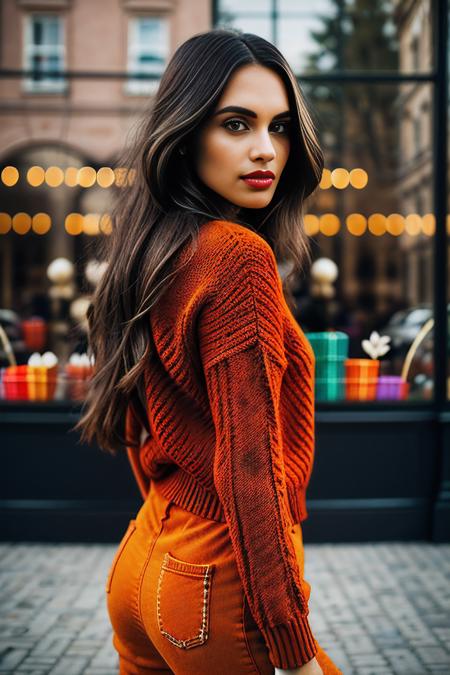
[0,541,449,674]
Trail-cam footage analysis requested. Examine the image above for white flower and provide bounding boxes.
[28,352,43,366]
[27,351,58,367]
[362,331,391,360]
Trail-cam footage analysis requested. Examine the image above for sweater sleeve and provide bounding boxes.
[199,233,318,669]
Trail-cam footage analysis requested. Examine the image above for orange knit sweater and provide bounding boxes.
[126,219,318,669]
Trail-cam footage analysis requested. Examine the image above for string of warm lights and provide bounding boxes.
[1,163,446,236]
[0,165,136,188]
[304,212,443,236]
[320,168,368,190]
[0,212,112,235]
[1,165,367,190]
[0,211,446,237]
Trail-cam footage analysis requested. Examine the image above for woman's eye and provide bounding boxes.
[223,119,247,132]
[222,119,290,134]
[271,121,290,134]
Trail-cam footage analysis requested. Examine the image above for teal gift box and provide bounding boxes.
[304,331,349,401]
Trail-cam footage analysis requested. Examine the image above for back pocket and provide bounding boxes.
[105,519,137,594]
[157,551,215,649]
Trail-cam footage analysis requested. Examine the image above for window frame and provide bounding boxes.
[22,12,67,94]
[124,14,170,96]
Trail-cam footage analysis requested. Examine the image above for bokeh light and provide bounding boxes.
[422,213,435,236]
[331,168,350,189]
[32,213,52,234]
[386,213,404,236]
[27,166,45,187]
[368,213,386,236]
[349,168,368,189]
[319,168,332,189]
[78,166,97,188]
[405,213,422,236]
[12,212,32,234]
[0,213,12,234]
[65,213,84,235]
[45,166,64,188]
[320,213,340,236]
[346,213,367,236]
[304,214,320,236]
[83,213,100,235]
[64,167,79,187]
[1,166,19,186]
[97,167,115,188]
[99,213,112,235]
[114,167,128,187]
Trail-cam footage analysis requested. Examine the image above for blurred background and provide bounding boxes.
[0,0,449,544]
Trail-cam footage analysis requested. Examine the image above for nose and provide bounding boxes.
[249,131,276,162]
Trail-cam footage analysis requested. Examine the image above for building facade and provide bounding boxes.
[0,0,449,543]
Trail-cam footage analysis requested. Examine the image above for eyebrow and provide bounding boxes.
[213,105,291,120]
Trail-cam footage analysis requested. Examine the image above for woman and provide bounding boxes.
[76,28,342,675]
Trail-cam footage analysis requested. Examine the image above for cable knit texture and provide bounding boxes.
[125,219,318,669]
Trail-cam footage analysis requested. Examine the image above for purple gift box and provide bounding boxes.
[376,375,409,400]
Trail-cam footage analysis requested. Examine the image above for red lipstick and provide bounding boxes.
[241,170,275,189]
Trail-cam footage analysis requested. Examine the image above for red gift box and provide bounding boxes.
[344,358,380,400]
[1,364,58,401]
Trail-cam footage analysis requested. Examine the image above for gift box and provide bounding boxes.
[21,317,47,352]
[64,355,94,401]
[315,377,344,401]
[305,331,349,401]
[344,358,380,400]
[376,375,409,400]
[1,363,58,401]
[1,365,29,400]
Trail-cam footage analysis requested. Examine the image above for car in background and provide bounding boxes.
[380,303,450,356]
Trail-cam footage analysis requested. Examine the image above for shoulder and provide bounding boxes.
[199,219,272,250]
[197,221,287,368]
[198,220,285,319]
[169,220,277,305]
[199,219,279,274]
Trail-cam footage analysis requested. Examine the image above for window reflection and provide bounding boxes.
[204,0,435,403]
[0,0,446,405]
[216,0,432,74]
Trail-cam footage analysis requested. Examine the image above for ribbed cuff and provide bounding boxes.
[261,613,318,669]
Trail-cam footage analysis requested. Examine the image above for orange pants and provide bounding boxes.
[106,481,343,674]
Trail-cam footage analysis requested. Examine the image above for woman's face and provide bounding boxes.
[193,64,291,211]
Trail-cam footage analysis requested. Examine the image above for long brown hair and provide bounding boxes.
[74,28,324,455]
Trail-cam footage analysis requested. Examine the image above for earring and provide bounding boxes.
[178,145,186,156]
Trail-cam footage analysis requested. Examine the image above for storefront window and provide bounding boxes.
[298,81,434,402]
[214,0,444,404]
[0,0,447,409]
[0,144,111,403]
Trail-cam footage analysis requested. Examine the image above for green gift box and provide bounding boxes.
[315,377,345,401]
[305,331,349,401]
[315,359,344,380]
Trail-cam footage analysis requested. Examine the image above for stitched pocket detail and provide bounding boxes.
[157,552,215,649]
[105,519,137,594]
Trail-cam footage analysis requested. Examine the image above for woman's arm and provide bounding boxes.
[199,232,319,670]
